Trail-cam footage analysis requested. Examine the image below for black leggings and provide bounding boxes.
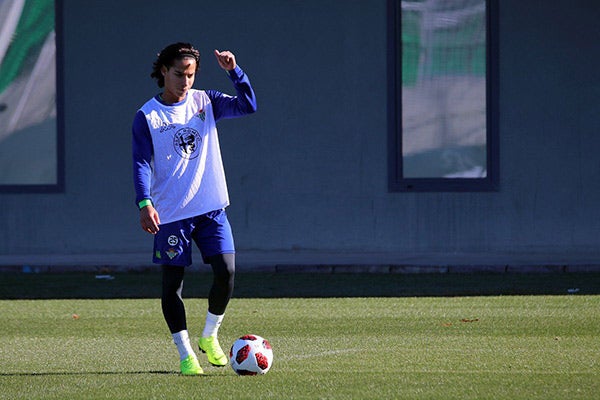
[161,253,235,334]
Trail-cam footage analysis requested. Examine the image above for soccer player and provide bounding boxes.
[132,42,257,375]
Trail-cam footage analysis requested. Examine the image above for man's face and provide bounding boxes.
[161,57,197,103]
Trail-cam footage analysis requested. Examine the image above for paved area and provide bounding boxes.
[1,250,600,273]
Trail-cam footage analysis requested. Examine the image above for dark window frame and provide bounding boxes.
[0,0,65,193]
[387,0,499,192]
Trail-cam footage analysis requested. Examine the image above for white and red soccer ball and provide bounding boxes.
[230,334,273,375]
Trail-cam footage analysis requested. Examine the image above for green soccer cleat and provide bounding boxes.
[180,354,204,376]
[199,336,228,367]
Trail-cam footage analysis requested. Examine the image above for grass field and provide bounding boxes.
[0,273,599,399]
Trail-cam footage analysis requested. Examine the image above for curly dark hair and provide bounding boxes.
[150,42,200,88]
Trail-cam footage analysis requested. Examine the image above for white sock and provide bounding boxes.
[172,330,196,361]
[202,311,224,338]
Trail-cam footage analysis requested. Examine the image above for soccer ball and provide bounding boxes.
[230,334,273,375]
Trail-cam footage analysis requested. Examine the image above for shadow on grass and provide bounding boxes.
[0,371,178,376]
[1,271,600,299]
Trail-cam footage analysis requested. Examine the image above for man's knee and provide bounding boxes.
[208,253,235,286]
[162,265,185,296]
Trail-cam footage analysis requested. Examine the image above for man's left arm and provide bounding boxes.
[208,50,257,121]
[208,66,257,121]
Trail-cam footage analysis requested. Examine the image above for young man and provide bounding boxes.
[132,42,257,375]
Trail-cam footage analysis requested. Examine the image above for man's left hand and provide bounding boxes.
[214,49,237,71]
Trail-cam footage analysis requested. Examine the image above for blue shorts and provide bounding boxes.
[153,209,235,266]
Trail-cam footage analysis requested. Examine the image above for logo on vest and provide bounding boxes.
[174,127,201,159]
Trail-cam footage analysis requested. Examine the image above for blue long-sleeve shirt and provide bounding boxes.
[132,65,256,219]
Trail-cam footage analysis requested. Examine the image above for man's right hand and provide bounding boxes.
[140,205,161,234]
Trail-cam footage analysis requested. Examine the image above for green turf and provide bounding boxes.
[1,296,598,399]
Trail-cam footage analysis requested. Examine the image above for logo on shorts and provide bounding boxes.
[174,127,201,159]
[166,248,179,259]
[167,235,179,246]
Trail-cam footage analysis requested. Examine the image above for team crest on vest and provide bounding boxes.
[174,127,201,159]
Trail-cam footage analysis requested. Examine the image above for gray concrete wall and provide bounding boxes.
[0,0,598,258]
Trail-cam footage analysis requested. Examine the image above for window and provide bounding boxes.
[388,0,498,191]
[0,0,64,192]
